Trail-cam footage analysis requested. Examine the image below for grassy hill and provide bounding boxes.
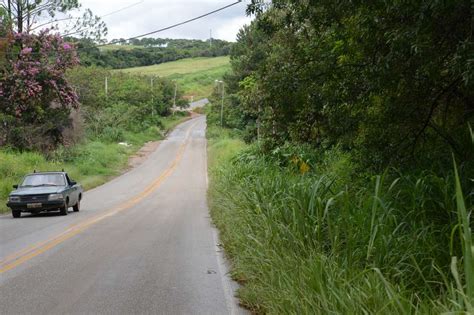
[99,44,144,51]
[117,56,231,100]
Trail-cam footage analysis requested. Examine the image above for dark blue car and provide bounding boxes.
[7,172,83,218]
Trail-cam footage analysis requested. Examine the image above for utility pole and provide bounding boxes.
[150,77,154,117]
[215,80,224,127]
[257,104,261,142]
[210,29,212,48]
[173,81,178,113]
[221,83,224,127]
[105,76,108,101]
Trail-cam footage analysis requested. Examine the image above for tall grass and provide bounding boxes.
[207,126,474,313]
[449,125,474,311]
[451,161,474,311]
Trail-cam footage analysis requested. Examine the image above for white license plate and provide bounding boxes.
[27,203,42,208]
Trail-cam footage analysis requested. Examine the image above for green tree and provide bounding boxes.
[230,0,474,170]
[2,0,106,40]
[0,30,79,150]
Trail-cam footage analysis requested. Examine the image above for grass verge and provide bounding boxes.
[0,113,190,214]
[207,125,473,314]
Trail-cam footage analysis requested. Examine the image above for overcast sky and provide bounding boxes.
[74,0,253,42]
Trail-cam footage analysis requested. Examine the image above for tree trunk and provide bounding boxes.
[16,0,23,33]
[7,0,11,21]
[26,0,30,33]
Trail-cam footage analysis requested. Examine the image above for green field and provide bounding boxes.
[118,57,231,100]
[99,44,144,51]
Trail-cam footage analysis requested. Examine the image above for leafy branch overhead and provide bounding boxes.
[222,0,474,170]
[1,0,107,41]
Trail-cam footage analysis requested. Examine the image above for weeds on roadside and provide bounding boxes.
[208,126,474,314]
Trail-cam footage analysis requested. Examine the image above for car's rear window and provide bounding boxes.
[21,174,66,187]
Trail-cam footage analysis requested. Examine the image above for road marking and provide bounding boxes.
[0,120,199,274]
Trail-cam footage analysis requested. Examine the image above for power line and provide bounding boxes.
[1,0,243,56]
[100,1,145,19]
[31,1,145,32]
[98,0,242,47]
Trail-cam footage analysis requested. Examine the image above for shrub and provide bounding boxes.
[0,30,79,151]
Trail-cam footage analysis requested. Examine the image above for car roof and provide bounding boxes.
[25,172,66,176]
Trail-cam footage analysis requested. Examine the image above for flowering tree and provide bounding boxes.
[0,8,8,67]
[1,0,107,40]
[0,29,80,150]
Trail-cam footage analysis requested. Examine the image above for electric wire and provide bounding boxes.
[98,0,242,47]
[1,0,243,56]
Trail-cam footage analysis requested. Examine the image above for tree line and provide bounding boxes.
[217,0,473,172]
[74,37,233,69]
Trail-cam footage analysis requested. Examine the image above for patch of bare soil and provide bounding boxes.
[126,113,200,170]
[127,141,161,169]
[189,111,201,118]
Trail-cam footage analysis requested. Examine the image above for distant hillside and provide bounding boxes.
[73,37,232,70]
[118,56,231,100]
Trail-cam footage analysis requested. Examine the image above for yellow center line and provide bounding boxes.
[0,121,198,274]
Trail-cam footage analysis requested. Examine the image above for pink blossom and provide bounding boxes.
[1,30,80,119]
[21,47,32,55]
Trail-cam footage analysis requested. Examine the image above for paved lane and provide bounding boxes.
[0,116,245,315]
[188,98,209,110]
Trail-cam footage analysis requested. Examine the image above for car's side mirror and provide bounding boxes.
[13,184,18,189]
[70,181,77,186]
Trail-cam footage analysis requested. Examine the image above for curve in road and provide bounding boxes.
[0,116,246,315]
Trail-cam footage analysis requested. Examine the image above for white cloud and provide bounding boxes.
[72,0,253,42]
[214,15,253,41]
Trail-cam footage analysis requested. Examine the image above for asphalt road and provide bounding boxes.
[0,116,246,315]
[188,98,209,110]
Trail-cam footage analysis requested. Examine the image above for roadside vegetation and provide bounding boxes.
[208,119,473,314]
[0,113,187,214]
[207,0,473,313]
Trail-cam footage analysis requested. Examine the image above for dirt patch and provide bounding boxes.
[189,111,201,118]
[126,113,200,170]
[127,141,162,169]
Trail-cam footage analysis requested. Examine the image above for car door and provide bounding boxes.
[65,173,78,205]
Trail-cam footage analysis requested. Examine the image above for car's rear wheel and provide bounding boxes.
[12,210,21,218]
[73,200,80,212]
[60,201,68,216]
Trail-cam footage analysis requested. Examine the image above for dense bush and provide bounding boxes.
[222,0,474,171]
[67,67,186,141]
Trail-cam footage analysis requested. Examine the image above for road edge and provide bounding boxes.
[204,119,249,315]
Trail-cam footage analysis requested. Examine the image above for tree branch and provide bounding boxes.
[411,77,463,154]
